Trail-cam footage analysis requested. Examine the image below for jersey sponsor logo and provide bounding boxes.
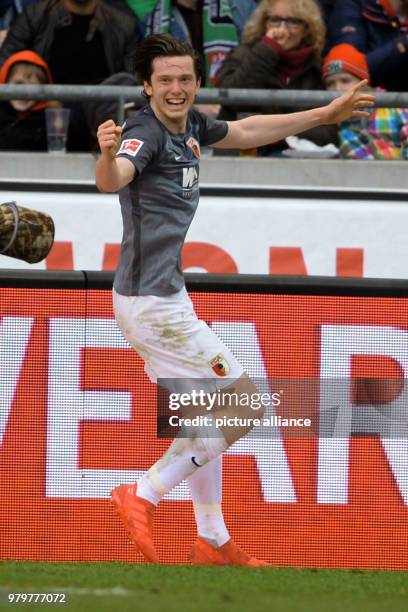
[209,353,230,377]
[118,138,144,157]
[186,137,201,159]
[182,167,198,191]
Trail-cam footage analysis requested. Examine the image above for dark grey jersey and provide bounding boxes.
[113,105,228,297]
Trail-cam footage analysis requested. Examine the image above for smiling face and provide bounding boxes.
[144,55,201,133]
[8,63,45,112]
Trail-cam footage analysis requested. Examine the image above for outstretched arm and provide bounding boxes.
[213,80,375,150]
[95,120,135,193]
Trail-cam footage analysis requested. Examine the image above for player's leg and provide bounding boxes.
[135,371,261,504]
[186,455,230,547]
[130,372,268,565]
[110,288,266,563]
[186,456,269,565]
[110,385,232,564]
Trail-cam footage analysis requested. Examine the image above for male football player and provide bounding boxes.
[96,33,374,566]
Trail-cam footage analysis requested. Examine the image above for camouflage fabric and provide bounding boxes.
[0,202,55,263]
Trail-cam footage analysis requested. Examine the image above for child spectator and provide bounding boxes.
[0,49,55,150]
[323,43,408,159]
[0,0,141,150]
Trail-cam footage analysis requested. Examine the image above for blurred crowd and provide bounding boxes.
[0,0,407,159]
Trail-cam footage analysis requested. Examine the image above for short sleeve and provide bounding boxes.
[194,110,229,146]
[116,113,163,175]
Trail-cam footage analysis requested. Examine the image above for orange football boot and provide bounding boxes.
[111,483,158,563]
[189,537,270,567]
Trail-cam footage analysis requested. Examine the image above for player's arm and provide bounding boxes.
[213,80,375,150]
[95,120,136,192]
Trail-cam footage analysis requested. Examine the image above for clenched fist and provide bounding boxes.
[97,119,122,159]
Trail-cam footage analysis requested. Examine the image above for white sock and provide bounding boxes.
[187,456,230,548]
[136,430,228,506]
[136,465,166,506]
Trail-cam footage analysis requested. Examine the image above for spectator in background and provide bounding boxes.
[0,0,141,150]
[327,0,408,92]
[216,0,337,155]
[323,43,408,159]
[0,0,37,46]
[126,0,256,86]
[0,49,55,150]
[229,0,259,36]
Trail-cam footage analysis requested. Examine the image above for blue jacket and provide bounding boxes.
[328,0,408,91]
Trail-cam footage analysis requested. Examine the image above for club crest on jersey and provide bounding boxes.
[187,136,200,158]
[118,138,144,157]
[209,353,230,377]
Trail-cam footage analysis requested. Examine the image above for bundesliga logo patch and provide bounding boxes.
[118,138,144,157]
[209,353,230,377]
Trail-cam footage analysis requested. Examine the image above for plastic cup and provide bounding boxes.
[45,108,70,154]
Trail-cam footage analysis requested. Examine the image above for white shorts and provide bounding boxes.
[112,287,244,390]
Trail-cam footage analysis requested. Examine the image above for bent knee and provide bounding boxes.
[224,374,266,420]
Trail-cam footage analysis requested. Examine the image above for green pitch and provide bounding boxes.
[1,562,407,612]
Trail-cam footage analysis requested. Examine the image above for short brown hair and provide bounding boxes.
[133,34,203,84]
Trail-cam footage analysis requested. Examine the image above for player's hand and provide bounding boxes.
[324,79,376,124]
[97,119,122,159]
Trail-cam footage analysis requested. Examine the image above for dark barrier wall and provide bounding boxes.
[1,271,408,568]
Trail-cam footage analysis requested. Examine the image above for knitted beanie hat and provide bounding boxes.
[323,43,370,82]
